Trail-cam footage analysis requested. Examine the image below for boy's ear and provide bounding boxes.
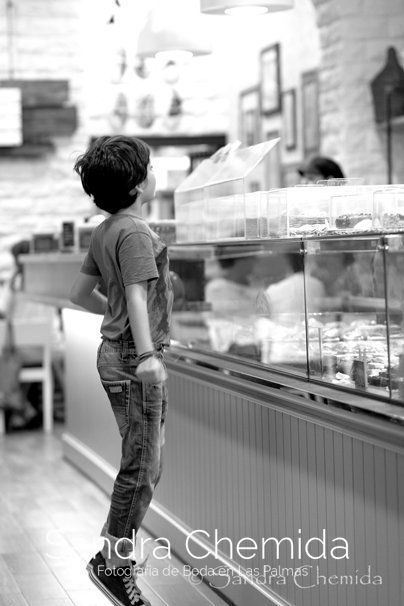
[129,185,144,196]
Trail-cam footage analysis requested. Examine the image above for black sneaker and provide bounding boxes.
[87,551,151,606]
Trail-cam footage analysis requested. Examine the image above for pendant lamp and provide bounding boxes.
[137,6,211,59]
[200,0,294,15]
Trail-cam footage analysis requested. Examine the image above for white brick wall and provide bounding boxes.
[0,0,90,274]
[312,0,404,184]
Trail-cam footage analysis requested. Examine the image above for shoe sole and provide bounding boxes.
[86,562,151,606]
[86,562,126,606]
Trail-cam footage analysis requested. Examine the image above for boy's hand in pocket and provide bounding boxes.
[136,356,166,384]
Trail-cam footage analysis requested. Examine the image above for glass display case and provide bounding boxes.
[174,139,280,243]
[169,233,404,407]
[175,142,404,243]
[374,185,404,229]
[260,183,381,238]
[172,146,404,408]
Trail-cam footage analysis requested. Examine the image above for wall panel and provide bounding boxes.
[146,365,404,606]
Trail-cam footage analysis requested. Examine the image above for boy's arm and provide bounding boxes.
[70,273,107,315]
[126,281,166,383]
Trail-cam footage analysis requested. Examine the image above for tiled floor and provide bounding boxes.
[0,427,229,606]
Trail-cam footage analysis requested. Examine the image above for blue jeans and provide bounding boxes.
[96,339,168,556]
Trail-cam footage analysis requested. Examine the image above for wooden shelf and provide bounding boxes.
[0,142,54,157]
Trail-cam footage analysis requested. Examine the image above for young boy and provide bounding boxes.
[70,135,173,606]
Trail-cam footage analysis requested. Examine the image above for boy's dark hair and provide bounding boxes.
[74,136,150,214]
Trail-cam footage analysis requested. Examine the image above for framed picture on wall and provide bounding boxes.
[239,86,260,146]
[301,70,320,155]
[260,44,281,116]
[282,89,297,151]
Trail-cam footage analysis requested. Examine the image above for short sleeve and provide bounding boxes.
[118,231,159,286]
[80,245,101,276]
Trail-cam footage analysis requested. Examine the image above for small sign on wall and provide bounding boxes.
[0,88,22,147]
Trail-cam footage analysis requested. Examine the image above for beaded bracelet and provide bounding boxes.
[137,350,157,364]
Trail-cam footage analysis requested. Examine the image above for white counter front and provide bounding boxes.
[60,306,404,606]
[20,254,404,606]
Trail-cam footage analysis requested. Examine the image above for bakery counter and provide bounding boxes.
[60,309,404,606]
[19,245,404,606]
[20,252,85,301]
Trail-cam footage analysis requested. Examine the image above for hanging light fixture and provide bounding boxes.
[137,5,211,60]
[200,0,294,16]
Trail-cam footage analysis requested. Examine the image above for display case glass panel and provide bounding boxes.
[304,236,390,398]
[265,188,288,238]
[330,186,375,232]
[174,139,280,242]
[287,184,331,236]
[384,234,404,402]
[255,243,309,376]
[374,186,404,230]
[170,240,309,378]
[170,234,404,406]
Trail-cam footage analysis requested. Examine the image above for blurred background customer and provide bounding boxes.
[298,156,345,184]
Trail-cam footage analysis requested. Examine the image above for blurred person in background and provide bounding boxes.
[205,252,259,315]
[298,156,345,184]
[258,252,325,318]
[204,252,261,359]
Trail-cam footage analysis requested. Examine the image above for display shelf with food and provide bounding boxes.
[169,232,404,412]
[374,185,404,230]
[175,144,404,243]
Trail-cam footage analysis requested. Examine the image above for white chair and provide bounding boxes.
[0,317,54,434]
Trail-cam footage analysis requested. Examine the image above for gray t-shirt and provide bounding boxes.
[80,214,173,344]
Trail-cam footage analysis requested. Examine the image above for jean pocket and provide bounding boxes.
[101,379,130,436]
